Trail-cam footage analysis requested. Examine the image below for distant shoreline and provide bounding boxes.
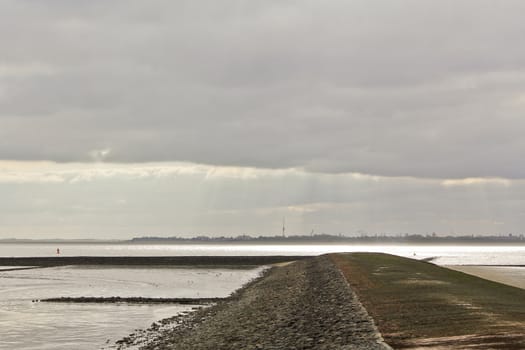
[2,235,525,246]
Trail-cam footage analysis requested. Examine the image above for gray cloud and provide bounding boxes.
[1,1,525,178]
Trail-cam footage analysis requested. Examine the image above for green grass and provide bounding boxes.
[330,253,525,349]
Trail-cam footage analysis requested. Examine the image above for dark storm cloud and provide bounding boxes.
[1,0,525,178]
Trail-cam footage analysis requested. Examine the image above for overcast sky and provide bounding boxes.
[1,1,524,238]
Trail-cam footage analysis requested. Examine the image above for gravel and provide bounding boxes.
[118,256,391,350]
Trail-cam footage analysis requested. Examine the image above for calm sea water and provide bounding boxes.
[2,243,525,349]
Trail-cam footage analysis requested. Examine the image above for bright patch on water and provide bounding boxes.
[2,243,525,265]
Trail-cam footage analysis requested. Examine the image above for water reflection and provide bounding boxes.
[2,243,525,265]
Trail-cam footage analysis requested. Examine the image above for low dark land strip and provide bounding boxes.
[330,253,525,349]
[38,297,225,304]
[123,256,389,350]
[0,255,307,267]
[0,266,41,272]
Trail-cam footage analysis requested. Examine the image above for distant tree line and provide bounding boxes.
[128,233,525,244]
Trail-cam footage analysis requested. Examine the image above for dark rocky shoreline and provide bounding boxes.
[117,256,391,349]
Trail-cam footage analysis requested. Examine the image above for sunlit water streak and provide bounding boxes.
[2,243,525,265]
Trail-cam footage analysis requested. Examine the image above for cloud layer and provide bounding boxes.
[1,1,525,178]
[0,161,522,238]
[1,2,524,238]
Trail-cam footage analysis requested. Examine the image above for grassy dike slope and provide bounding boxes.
[330,253,525,349]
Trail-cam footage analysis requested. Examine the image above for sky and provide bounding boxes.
[1,1,524,239]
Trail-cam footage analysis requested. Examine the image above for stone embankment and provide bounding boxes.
[124,256,390,350]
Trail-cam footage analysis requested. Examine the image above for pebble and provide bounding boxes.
[117,256,391,350]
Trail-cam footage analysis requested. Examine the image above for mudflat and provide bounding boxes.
[447,265,525,290]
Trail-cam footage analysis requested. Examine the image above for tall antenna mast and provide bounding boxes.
[282,217,286,237]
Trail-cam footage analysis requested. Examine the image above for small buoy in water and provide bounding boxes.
[56,248,60,255]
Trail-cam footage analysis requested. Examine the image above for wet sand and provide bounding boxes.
[447,265,525,290]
